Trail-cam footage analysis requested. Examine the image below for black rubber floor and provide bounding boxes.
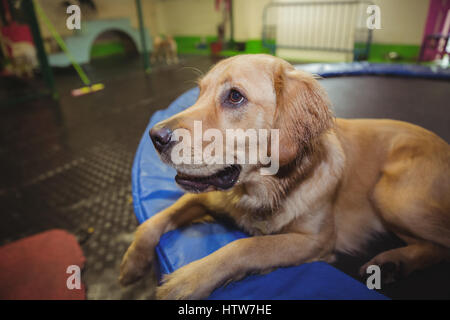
[0,55,449,299]
[0,55,220,299]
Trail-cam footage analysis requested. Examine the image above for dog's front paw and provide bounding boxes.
[156,261,216,300]
[119,244,153,286]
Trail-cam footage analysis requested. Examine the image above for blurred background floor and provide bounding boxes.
[0,54,219,299]
[0,54,449,299]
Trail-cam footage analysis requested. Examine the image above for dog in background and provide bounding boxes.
[2,37,38,78]
[151,35,179,65]
[120,54,450,299]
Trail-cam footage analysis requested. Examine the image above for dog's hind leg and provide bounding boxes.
[361,157,450,283]
[359,240,450,283]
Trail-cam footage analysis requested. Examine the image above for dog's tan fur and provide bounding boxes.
[151,35,179,65]
[120,54,450,299]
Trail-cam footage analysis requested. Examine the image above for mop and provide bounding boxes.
[34,0,104,96]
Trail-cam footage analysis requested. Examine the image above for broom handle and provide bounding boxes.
[33,0,91,86]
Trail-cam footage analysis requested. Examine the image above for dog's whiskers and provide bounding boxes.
[178,66,205,77]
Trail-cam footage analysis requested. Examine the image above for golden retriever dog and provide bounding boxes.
[151,35,179,65]
[119,54,450,299]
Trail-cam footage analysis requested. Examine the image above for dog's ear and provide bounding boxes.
[273,63,333,166]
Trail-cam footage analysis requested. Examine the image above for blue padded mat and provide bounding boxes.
[132,82,388,300]
[295,62,450,79]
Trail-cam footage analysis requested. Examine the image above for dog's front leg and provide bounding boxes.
[156,232,333,299]
[119,193,209,285]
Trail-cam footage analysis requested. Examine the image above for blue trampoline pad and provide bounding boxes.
[132,72,388,300]
[296,62,450,79]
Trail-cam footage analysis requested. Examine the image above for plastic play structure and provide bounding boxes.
[0,0,152,105]
[48,18,152,68]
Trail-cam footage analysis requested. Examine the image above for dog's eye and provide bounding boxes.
[228,89,245,105]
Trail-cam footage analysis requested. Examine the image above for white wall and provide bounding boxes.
[37,0,160,38]
[268,0,429,61]
[371,0,429,45]
[153,0,221,37]
[272,0,429,45]
[152,0,430,45]
[151,0,271,39]
[233,0,272,41]
[36,0,430,51]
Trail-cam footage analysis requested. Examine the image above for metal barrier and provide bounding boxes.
[262,1,373,61]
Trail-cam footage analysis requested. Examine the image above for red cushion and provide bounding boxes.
[0,229,86,300]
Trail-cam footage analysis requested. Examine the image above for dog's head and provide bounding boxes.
[150,54,332,193]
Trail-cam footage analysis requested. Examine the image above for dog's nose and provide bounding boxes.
[150,126,173,152]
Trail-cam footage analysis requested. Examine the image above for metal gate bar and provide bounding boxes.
[262,1,373,61]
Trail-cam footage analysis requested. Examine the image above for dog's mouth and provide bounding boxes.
[175,165,241,193]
